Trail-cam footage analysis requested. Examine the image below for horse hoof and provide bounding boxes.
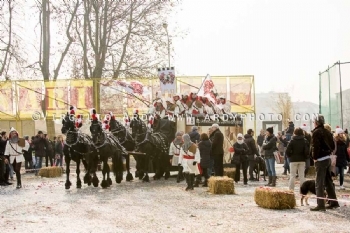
[142,175,150,182]
[139,173,144,180]
[126,173,134,182]
[101,180,108,188]
[93,182,99,187]
[87,181,91,186]
[65,185,71,190]
[135,171,139,178]
[107,178,112,185]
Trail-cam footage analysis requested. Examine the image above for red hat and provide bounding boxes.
[70,106,75,115]
[336,126,340,128]
[90,108,98,121]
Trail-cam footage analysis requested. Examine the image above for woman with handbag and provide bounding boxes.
[55,135,64,168]
[334,128,350,190]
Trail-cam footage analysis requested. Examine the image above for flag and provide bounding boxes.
[197,74,217,103]
[158,67,176,92]
[116,80,144,95]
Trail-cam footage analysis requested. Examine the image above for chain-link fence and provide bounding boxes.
[319,61,350,130]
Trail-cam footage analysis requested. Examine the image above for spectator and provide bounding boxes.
[23,136,33,173]
[55,135,65,168]
[195,133,212,187]
[44,134,54,167]
[210,124,224,176]
[244,129,260,181]
[285,120,295,141]
[169,131,184,183]
[262,127,277,187]
[0,131,10,186]
[334,128,349,190]
[233,133,249,185]
[189,126,200,143]
[257,129,265,152]
[4,127,30,189]
[277,131,289,175]
[310,115,339,211]
[286,127,309,191]
[33,131,48,175]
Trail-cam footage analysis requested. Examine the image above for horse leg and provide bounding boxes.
[106,158,112,186]
[134,155,140,178]
[92,156,99,187]
[83,159,92,186]
[142,153,150,182]
[101,160,108,188]
[76,159,82,189]
[65,156,72,189]
[125,154,133,182]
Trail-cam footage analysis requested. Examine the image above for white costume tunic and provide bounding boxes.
[169,141,183,166]
[175,99,185,114]
[217,103,231,114]
[155,109,166,119]
[178,143,201,174]
[5,138,30,164]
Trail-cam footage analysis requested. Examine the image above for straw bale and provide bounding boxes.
[38,167,62,178]
[306,166,315,177]
[254,187,296,209]
[208,176,235,194]
[223,167,236,179]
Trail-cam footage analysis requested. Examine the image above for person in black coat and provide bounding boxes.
[244,129,260,181]
[334,128,350,190]
[286,128,309,191]
[211,124,224,176]
[194,133,212,187]
[189,126,200,143]
[285,120,295,141]
[23,136,33,173]
[55,135,65,167]
[233,133,249,185]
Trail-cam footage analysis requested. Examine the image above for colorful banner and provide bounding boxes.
[70,80,93,114]
[0,82,15,119]
[229,77,253,113]
[17,81,43,119]
[45,80,70,117]
[126,79,152,115]
[158,68,176,93]
[100,80,124,115]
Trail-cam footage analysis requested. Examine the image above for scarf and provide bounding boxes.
[10,135,18,143]
[182,134,192,152]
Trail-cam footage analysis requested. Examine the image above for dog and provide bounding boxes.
[300,180,328,206]
[253,156,267,181]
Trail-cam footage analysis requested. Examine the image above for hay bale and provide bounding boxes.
[38,167,62,178]
[208,176,235,194]
[224,167,236,179]
[306,166,316,177]
[254,187,296,209]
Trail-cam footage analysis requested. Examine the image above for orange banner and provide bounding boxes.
[17,81,43,119]
[229,77,253,113]
[45,80,70,117]
[70,80,93,114]
[0,82,15,119]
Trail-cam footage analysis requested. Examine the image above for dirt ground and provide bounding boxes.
[1,160,350,233]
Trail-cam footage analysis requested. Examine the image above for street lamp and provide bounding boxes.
[162,22,171,68]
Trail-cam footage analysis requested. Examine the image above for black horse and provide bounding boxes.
[109,117,134,181]
[61,113,97,189]
[130,117,170,182]
[90,119,124,188]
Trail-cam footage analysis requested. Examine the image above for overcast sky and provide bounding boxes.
[168,0,350,104]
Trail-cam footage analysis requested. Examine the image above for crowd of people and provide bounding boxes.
[0,129,65,188]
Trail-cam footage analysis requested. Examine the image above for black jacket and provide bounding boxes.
[311,125,335,160]
[211,129,224,156]
[23,141,33,161]
[154,117,176,142]
[286,122,295,135]
[189,130,200,143]
[198,139,211,168]
[33,136,48,157]
[55,141,64,156]
[335,139,349,168]
[257,134,264,147]
[244,134,259,160]
[286,135,309,162]
[232,142,249,164]
[0,138,7,155]
[262,135,277,159]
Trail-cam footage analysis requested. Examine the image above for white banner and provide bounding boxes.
[158,68,176,93]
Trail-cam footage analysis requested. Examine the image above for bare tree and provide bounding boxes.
[273,93,293,129]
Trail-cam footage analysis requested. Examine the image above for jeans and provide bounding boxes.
[35,157,43,174]
[289,161,305,190]
[213,154,224,176]
[235,160,248,184]
[265,157,276,176]
[286,134,292,141]
[207,157,214,177]
[283,156,290,173]
[315,158,338,207]
[336,166,345,186]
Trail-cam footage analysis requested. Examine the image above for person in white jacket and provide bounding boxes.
[178,134,200,191]
[169,131,184,183]
[4,127,30,189]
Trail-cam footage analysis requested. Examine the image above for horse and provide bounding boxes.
[108,117,134,181]
[89,119,124,188]
[130,117,170,182]
[61,113,97,189]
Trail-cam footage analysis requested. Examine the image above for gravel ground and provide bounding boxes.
[1,161,350,233]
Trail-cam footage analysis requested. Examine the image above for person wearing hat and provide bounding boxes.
[173,93,186,115]
[244,129,260,181]
[165,97,179,117]
[130,109,142,139]
[285,120,295,141]
[188,93,204,115]
[33,130,49,175]
[334,127,349,190]
[233,133,250,185]
[180,94,190,114]
[310,114,339,211]
[4,127,30,188]
[300,124,313,177]
[210,124,224,176]
[169,131,185,183]
[154,100,166,119]
[216,96,230,114]
[262,127,277,187]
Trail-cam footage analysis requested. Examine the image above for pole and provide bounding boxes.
[253,76,256,140]
[338,61,344,128]
[167,30,170,69]
[327,66,331,125]
[319,72,321,114]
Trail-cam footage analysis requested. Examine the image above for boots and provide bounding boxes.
[265,176,272,186]
[194,175,201,187]
[16,173,21,189]
[185,173,190,191]
[189,174,195,190]
[177,166,184,183]
[271,176,277,187]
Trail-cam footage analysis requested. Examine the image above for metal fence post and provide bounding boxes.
[338,61,343,128]
[327,66,331,125]
[319,71,321,114]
